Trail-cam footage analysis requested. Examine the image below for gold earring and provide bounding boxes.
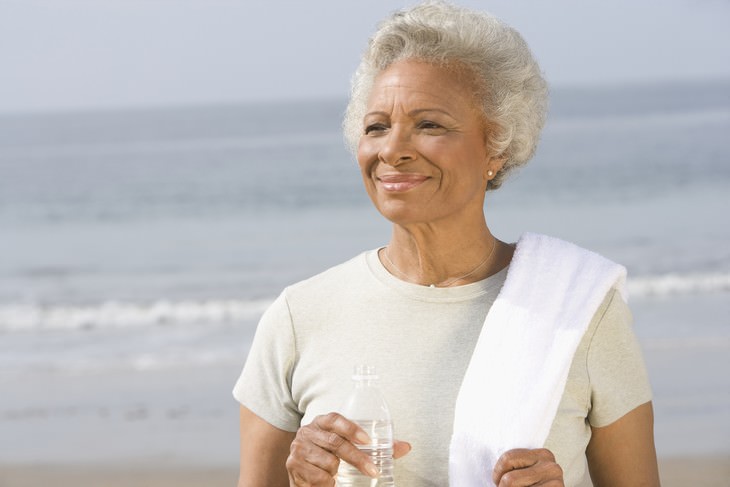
[487,170,494,177]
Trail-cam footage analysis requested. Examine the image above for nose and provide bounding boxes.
[378,125,416,166]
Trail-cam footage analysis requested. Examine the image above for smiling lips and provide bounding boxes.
[377,173,429,192]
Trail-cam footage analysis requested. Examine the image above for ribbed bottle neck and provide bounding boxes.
[353,378,378,388]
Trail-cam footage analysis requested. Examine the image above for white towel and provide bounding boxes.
[449,232,626,486]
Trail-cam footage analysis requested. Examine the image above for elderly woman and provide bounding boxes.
[233,2,659,486]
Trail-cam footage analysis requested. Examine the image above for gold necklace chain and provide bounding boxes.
[383,238,498,288]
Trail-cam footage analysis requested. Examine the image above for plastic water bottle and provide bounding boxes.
[336,365,395,487]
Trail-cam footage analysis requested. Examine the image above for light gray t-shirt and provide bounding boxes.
[233,249,652,486]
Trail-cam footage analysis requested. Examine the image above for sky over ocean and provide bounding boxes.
[1,0,729,113]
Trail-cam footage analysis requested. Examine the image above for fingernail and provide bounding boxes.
[365,463,379,478]
[356,430,370,444]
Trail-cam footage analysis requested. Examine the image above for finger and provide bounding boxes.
[493,448,538,483]
[493,448,563,487]
[496,461,564,487]
[302,426,375,477]
[286,451,336,487]
[310,413,378,478]
[393,440,412,459]
[314,412,371,445]
[289,433,341,477]
[285,413,363,479]
[533,448,557,463]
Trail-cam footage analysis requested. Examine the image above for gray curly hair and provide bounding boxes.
[343,1,548,190]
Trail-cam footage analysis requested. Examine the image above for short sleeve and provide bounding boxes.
[587,290,653,427]
[232,291,302,432]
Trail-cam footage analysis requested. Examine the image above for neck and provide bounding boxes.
[382,215,506,287]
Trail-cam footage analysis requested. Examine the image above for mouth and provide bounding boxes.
[376,173,429,192]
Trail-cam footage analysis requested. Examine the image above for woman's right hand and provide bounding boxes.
[285,412,411,487]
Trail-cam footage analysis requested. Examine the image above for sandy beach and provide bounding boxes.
[0,464,238,487]
[1,456,728,487]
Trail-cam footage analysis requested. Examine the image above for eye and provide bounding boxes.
[417,120,443,130]
[364,123,388,135]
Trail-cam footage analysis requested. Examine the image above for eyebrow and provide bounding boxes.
[363,107,455,119]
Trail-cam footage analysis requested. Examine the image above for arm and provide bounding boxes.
[238,405,295,487]
[586,401,660,487]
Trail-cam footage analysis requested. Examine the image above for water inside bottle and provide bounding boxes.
[336,419,394,487]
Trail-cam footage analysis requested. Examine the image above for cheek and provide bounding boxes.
[356,139,378,175]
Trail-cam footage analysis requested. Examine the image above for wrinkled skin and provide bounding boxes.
[286,412,411,487]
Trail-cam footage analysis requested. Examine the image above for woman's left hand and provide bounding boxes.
[492,448,564,486]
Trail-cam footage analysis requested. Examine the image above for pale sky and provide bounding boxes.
[1,0,729,113]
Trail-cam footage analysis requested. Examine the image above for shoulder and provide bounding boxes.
[584,288,634,360]
[513,233,626,290]
[517,233,624,272]
[585,288,631,338]
[283,250,374,304]
[506,233,628,330]
[253,251,372,330]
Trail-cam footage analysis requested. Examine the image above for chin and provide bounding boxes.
[375,201,429,226]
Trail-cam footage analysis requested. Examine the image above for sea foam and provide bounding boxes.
[627,271,730,298]
[0,298,273,332]
[1,271,728,333]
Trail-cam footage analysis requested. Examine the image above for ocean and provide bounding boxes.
[1,79,728,464]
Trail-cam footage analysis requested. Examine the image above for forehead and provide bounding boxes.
[367,59,480,112]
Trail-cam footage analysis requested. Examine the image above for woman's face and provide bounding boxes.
[357,59,501,226]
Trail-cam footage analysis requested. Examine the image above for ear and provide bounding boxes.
[484,156,505,181]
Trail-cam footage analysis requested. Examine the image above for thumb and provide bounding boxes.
[393,440,412,459]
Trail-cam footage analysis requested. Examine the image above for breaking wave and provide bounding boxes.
[0,271,728,332]
[627,271,730,298]
[0,298,273,332]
